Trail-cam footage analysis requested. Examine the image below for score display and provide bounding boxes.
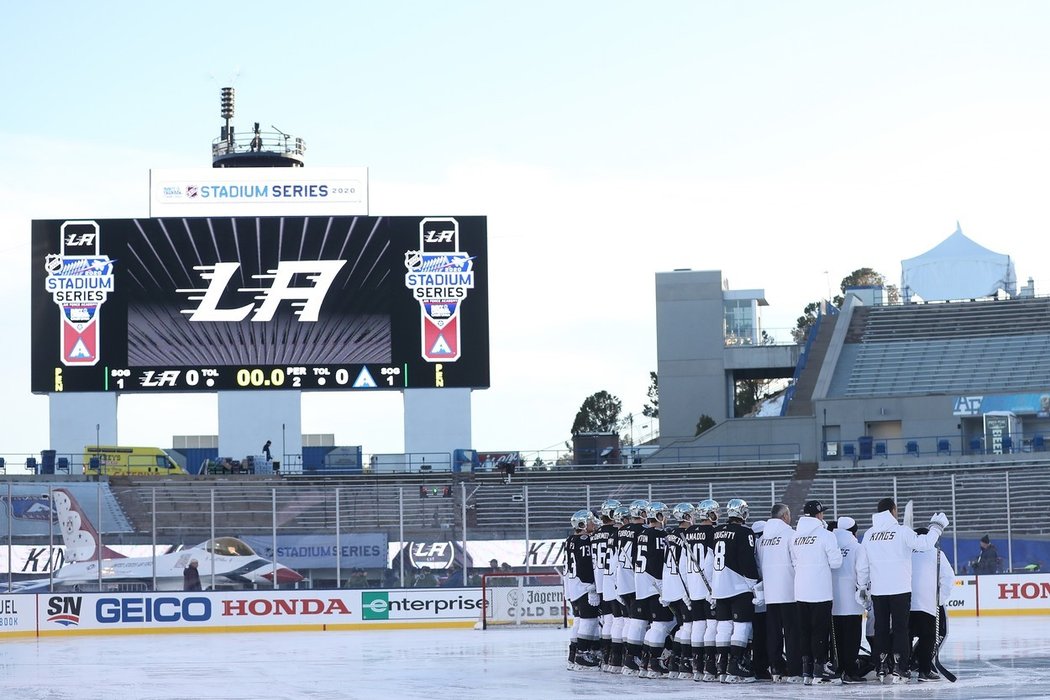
[31,215,489,393]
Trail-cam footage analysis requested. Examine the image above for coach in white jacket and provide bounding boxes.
[756,504,803,682]
[831,517,866,683]
[856,498,948,683]
[909,527,955,681]
[789,500,842,684]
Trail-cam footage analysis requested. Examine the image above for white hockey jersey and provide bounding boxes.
[756,517,796,604]
[910,548,955,616]
[831,528,864,616]
[789,515,842,603]
[856,510,942,596]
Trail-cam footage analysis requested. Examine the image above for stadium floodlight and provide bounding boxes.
[220,87,235,120]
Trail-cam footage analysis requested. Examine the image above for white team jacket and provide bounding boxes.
[910,548,955,616]
[832,528,864,616]
[790,516,842,602]
[756,518,796,604]
[856,510,942,596]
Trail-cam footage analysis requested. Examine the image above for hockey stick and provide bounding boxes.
[666,530,693,611]
[933,543,957,682]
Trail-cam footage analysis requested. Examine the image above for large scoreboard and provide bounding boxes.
[31,215,489,393]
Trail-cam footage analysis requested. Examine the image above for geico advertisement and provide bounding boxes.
[981,573,1050,612]
[38,591,359,631]
[360,589,483,621]
[0,595,37,634]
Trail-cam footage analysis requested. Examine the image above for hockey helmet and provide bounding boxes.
[628,499,649,519]
[726,498,749,523]
[695,499,720,524]
[600,498,622,520]
[570,509,591,530]
[671,502,695,523]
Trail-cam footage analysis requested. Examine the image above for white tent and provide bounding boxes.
[900,224,1016,301]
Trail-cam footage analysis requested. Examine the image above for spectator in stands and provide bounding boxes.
[183,559,202,591]
[972,535,1000,575]
[441,565,469,587]
[345,568,370,588]
[414,566,439,587]
[262,440,273,461]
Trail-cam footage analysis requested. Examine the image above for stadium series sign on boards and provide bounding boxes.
[30,216,489,393]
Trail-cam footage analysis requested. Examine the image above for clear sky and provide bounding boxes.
[2,2,1048,461]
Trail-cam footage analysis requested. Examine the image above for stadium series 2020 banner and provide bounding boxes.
[31,216,489,394]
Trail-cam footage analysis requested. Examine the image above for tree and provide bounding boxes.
[571,390,623,435]
[735,378,779,417]
[642,371,658,418]
[793,267,901,342]
[695,414,715,436]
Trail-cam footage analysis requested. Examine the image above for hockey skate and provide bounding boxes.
[891,654,911,684]
[917,670,941,682]
[701,653,720,683]
[574,651,600,671]
[621,653,642,677]
[723,656,755,684]
[646,651,671,679]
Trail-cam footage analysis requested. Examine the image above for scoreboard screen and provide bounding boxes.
[31,215,489,393]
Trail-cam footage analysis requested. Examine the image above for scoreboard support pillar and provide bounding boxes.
[218,390,302,472]
[48,393,118,473]
[403,388,472,468]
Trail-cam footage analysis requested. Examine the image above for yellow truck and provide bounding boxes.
[83,446,187,476]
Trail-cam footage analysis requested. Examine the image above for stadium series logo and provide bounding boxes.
[44,221,114,366]
[404,218,474,362]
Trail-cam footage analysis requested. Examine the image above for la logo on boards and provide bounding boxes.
[44,221,115,367]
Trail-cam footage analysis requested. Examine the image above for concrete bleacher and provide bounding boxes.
[832,297,1050,397]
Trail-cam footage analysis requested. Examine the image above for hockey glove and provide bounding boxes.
[587,592,601,607]
[855,587,871,606]
[929,512,949,532]
[752,582,765,608]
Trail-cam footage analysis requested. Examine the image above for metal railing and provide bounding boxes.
[2,461,1045,593]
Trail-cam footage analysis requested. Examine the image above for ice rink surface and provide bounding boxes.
[2,616,1049,699]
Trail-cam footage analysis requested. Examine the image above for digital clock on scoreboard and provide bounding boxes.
[31,216,489,393]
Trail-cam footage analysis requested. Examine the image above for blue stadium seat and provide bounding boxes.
[1035,435,1046,452]
[937,439,951,456]
[25,457,38,473]
[970,437,983,455]
[874,441,887,457]
[906,441,919,457]
[842,443,856,457]
[1002,436,1013,453]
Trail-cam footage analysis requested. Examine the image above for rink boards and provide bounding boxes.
[1,573,1048,638]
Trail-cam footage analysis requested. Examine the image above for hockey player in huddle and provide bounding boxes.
[605,504,631,672]
[591,499,620,668]
[632,502,674,678]
[617,500,649,675]
[756,503,804,683]
[831,516,867,683]
[856,498,949,683]
[710,498,761,683]
[564,509,601,670]
[682,499,719,681]
[909,526,955,682]
[661,502,695,679]
[789,499,842,685]
[749,520,770,681]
